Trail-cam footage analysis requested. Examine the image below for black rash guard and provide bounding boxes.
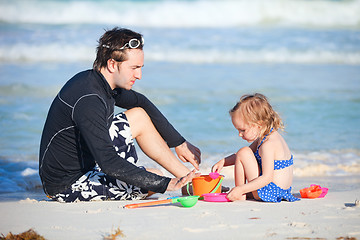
[39,69,185,196]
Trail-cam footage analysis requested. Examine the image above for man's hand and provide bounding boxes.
[175,141,201,170]
[166,169,201,191]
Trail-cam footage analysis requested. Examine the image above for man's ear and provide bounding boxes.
[106,59,117,73]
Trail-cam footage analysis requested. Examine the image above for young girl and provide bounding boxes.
[212,93,300,202]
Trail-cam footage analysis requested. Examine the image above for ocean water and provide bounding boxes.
[0,0,360,199]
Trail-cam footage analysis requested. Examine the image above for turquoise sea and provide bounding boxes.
[0,0,359,199]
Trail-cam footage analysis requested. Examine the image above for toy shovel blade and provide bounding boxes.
[209,172,220,179]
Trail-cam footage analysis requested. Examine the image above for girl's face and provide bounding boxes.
[231,113,261,143]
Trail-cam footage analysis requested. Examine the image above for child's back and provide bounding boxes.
[212,93,300,202]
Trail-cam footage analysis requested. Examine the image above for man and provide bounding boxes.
[39,27,201,202]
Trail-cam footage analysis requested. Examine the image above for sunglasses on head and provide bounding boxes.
[102,37,144,51]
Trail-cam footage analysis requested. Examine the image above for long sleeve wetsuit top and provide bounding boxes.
[39,70,185,196]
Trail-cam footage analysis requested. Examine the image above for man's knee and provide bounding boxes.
[125,107,149,122]
[124,107,153,138]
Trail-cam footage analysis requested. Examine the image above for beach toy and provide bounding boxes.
[124,196,199,209]
[300,185,325,198]
[311,184,328,198]
[209,171,220,180]
[202,193,231,202]
[192,174,223,196]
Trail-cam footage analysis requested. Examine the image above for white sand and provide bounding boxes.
[1,176,360,240]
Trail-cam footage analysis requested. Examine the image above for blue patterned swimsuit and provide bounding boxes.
[254,129,300,202]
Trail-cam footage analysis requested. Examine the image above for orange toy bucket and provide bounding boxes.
[192,175,223,196]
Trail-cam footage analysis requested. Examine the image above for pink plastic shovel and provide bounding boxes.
[209,172,220,180]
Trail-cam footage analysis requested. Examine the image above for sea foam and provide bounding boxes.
[0,0,359,28]
[1,43,360,65]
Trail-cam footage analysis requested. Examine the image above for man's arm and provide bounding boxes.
[114,89,201,169]
[73,95,171,193]
[114,89,185,147]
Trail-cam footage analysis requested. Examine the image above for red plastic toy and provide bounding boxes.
[300,185,328,198]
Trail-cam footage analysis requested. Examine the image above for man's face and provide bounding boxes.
[114,49,144,90]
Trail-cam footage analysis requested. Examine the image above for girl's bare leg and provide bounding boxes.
[234,147,260,200]
[125,108,190,178]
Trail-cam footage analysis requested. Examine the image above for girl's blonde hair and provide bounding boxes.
[229,93,284,139]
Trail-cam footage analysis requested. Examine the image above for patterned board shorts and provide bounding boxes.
[52,113,148,203]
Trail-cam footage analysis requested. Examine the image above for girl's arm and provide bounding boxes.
[211,154,236,173]
[212,140,258,173]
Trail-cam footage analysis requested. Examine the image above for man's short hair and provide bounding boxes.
[93,27,143,71]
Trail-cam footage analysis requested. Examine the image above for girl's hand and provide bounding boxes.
[226,186,246,201]
[166,169,200,191]
[211,159,225,173]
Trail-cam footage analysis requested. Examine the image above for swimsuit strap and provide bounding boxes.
[255,128,273,170]
[254,128,294,172]
[257,128,273,150]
